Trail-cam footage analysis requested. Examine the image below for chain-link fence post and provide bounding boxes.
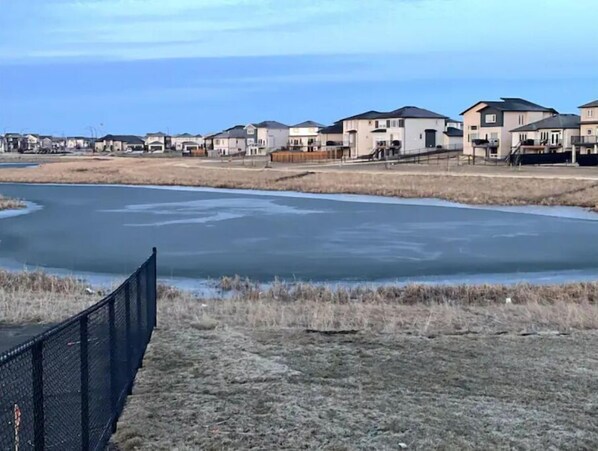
[32,341,44,451]
[80,315,89,450]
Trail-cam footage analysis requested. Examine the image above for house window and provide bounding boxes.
[518,114,525,125]
[375,121,379,128]
[485,114,497,124]
[247,129,254,135]
[519,133,527,142]
[588,110,594,118]
[398,120,404,127]
[469,125,477,131]
[386,120,391,128]
[588,129,593,135]
[490,133,498,140]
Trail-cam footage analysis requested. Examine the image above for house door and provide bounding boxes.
[550,131,561,146]
[425,130,436,148]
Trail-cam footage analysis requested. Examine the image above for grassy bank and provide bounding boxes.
[4,272,598,449]
[0,195,24,211]
[2,157,598,210]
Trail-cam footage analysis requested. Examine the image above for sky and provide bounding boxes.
[0,0,596,136]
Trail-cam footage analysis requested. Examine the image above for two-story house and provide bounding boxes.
[245,121,289,155]
[288,121,325,152]
[573,100,598,154]
[4,133,25,152]
[145,132,172,152]
[213,125,248,156]
[461,98,557,159]
[341,106,450,158]
[171,133,204,152]
[66,137,92,150]
[510,114,580,154]
[95,135,145,152]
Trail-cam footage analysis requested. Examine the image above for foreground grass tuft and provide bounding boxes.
[0,195,25,211]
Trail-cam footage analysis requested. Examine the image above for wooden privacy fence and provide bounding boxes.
[270,150,344,163]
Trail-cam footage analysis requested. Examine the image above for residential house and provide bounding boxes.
[317,122,345,152]
[341,106,449,159]
[461,98,557,159]
[95,135,145,152]
[40,136,54,151]
[573,100,598,154]
[145,132,172,152]
[66,137,92,150]
[4,133,24,152]
[25,134,41,152]
[0,136,5,153]
[245,121,289,155]
[510,114,580,154]
[202,132,219,155]
[443,126,464,149]
[212,125,248,156]
[288,121,325,152]
[171,133,204,152]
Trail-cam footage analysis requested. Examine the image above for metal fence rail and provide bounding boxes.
[0,248,157,451]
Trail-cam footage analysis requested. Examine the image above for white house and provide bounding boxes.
[317,122,344,152]
[461,98,557,159]
[288,121,325,152]
[341,106,450,159]
[66,137,92,150]
[145,132,171,152]
[171,133,204,151]
[245,121,289,155]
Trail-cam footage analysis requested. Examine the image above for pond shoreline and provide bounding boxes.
[1,156,598,211]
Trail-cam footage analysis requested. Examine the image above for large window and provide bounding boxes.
[518,114,525,125]
[485,114,496,124]
[588,110,594,118]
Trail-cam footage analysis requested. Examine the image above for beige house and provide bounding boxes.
[573,100,598,154]
[66,137,92,150]
[244,121,289,155]
[341,106,450,159]
[510,114,580,154]
[95,135,145,152]
[461,98,557,159]
[288,121,324,152]
[213,125,248,156]
[317,122,344,151]
[171,133,203,151]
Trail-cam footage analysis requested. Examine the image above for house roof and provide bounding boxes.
[444,127,464,137]
[579,100,598,108]
[254,120,289,129]
[510,114,581,132]
[340,106,447,121]
[291,120,325,128]
[319,122,343,134]
[98,134,145,144]
[461,98,557,115]
[174,133,196,138]
[146,132,167,137]
[447,118,463,124]
[214,126,248,139]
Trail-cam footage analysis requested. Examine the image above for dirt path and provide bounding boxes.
[114,327,598,450]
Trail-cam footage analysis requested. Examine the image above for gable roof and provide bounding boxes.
[510,114,580,132]
[98,134,144,144]
[340,106,447,121]
[579,100,598,108]
[214,126,248,139]
[461,98,557,115]
[444,127,464,137]
[146,131,167,137]
[254,120,289,129]
[291,120,325,128]
[319,122,343,134]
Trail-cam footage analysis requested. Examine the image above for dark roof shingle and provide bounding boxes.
[510,114,580,132]
[579,100,598,108]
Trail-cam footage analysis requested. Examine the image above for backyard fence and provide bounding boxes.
[0,248,158,451]
[270,150,344,163]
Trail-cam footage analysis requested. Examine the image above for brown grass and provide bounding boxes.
[0,195,25,211]
[2,156,598,210]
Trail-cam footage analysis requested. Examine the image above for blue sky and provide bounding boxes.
[0,0,596,136]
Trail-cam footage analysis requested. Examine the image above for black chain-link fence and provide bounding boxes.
[0,248,158,451]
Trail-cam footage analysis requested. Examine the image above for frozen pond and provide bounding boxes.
[1,183,598,284]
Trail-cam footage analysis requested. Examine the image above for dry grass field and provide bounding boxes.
[2,156,598,210]
[3,271,598,449]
